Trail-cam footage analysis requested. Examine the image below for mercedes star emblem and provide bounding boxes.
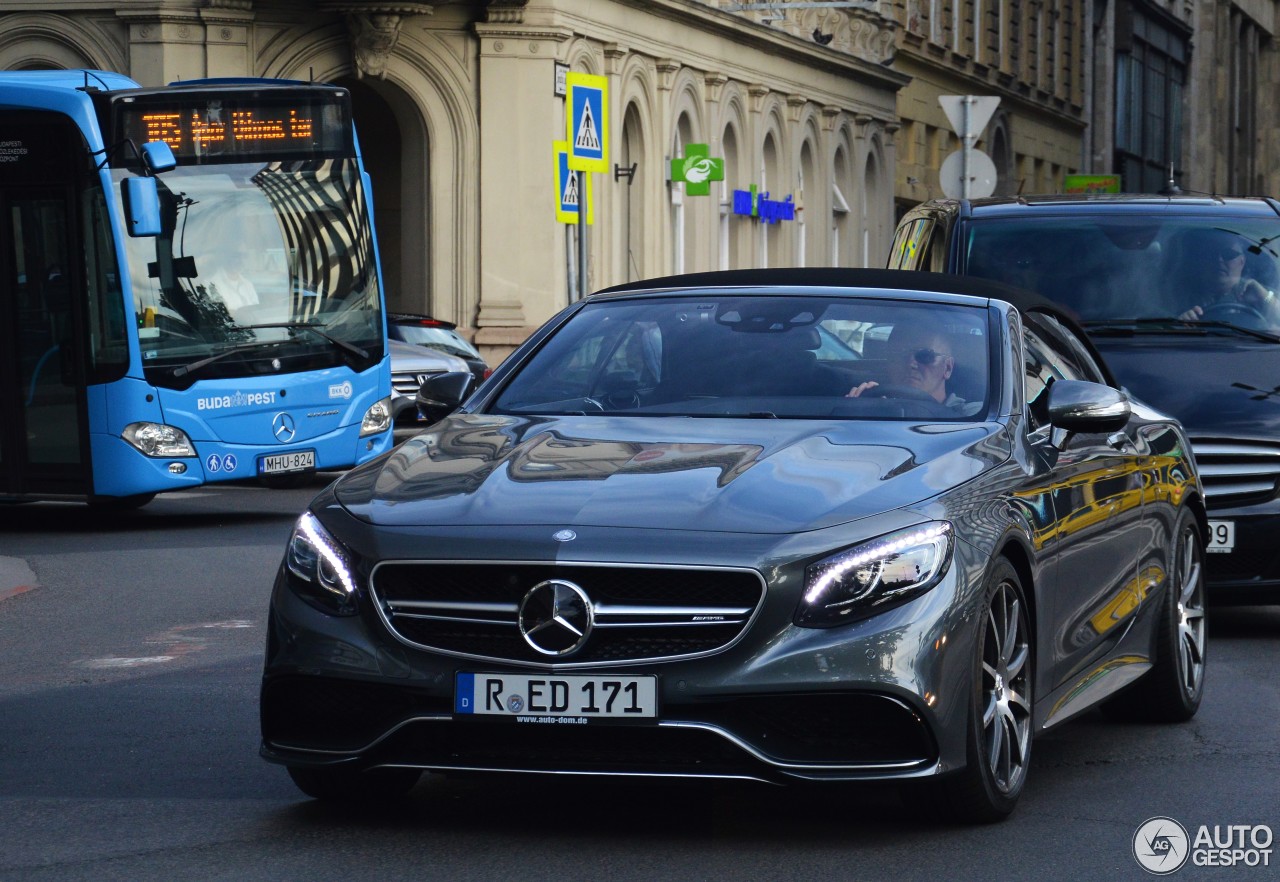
[518,579,593,656]
[272,412,297,443]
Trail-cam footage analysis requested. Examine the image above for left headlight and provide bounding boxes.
[284,511,360,616]
[796,522,954,628]
[122,422,195,457]
[360,396,392,436]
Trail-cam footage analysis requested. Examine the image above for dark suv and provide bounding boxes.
[891,194,1280,603]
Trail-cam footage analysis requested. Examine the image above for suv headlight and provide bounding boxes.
[122,422,195,457]
[796,522,953,627]
[360,396,392,436]
[285,511,360,616]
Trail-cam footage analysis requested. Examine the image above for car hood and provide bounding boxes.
[388,339,469,373]
[1095,337,1280,438]
[334,413,1008,533]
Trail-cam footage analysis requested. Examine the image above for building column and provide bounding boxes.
[473,22,571,358]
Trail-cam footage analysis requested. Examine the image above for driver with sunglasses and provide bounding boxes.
[846,318,967,409]
[1175,229,1280,325]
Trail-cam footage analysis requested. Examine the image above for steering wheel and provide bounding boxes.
[1200,300,1268,327]
[858,382,941,404]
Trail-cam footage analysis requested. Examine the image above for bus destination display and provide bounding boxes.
[113,92,351,163]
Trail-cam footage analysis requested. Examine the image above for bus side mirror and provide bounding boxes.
[121,177,162,237]
[141,141,177,174]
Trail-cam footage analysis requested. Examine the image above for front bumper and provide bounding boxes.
[1202,502,1280,602]
[259,523,986,784]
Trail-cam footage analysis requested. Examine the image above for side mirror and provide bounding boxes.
[1046,380,1131,434]
[140,141,177,174]
[415,371,477,424]
[121,177,162,237]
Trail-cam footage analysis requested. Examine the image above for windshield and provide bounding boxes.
[491,295,990,420]
[113,158,383,386]
[962,215,1280,333]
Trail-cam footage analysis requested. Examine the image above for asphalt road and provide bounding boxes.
[1,479,1277,881]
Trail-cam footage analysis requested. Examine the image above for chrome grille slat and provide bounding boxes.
[369,560,766,668]
[1190,438,1280,504]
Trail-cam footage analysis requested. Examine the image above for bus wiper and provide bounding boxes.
[172,340,284,378]
[1082,318,1280,343]
[230,322,370,360]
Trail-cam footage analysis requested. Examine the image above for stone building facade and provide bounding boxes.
[2,0,1277,360]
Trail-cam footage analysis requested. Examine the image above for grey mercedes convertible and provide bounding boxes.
[260,268,1207,822]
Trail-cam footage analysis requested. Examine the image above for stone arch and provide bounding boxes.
[861,130,889,268]
[0,15,124,72]
[615,57,659,282]
[796,114,823,267]
[715,86,749,270]
[988,113,1015,197]
[259,27,478,330]
[831,124,855,267]
[668,71,708,273]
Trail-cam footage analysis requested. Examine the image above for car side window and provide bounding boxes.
[1024,325,1088,430]
[1031,314,1107,384]
[888,217,933,269]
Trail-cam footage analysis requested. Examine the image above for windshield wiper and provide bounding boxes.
[230,322,370,360]
[1082,318,1280,343]
[172,340,284,378]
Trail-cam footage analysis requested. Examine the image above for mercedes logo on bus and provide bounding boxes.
[518,579,593,657]
[272,412,297,443]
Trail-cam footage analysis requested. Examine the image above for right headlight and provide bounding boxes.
[284,511,360,616]
[795,522,954,628]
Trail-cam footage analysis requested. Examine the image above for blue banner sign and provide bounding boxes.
[732,187,794,223]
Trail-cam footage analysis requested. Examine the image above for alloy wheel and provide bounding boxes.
[1174,522,1207,700]
[981,580,1032,794]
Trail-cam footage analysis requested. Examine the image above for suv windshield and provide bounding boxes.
[962,215,1280,334]
[491,294,990,420]
[113,158,383,387]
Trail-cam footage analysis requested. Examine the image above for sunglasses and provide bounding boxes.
[893,347,950,366]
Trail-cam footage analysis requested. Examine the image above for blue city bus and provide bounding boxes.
[0,70,394,507]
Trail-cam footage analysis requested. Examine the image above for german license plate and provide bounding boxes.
[1207,519,1234,553]
[455,673,657,721]
[257,450,315,475]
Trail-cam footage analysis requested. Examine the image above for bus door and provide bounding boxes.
[0,113,90,497]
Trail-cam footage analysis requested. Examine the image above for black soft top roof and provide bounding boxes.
[594,267,1116,387]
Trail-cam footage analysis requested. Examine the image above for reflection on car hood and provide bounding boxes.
[335,413,1008,533]
[1094,338,1280,436]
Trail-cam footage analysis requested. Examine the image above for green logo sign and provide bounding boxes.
[670,143,724,197]
[1063,174,1122,194]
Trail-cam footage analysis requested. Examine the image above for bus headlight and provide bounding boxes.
[285,511,360,616]
[122,422,196,458]
[796,522,953,627]
[360,396,392,436]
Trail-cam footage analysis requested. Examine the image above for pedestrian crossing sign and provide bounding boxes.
[566,72,608,173]
[554,140,593,224]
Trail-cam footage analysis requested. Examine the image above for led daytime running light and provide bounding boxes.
[295,511,357,598]
[804,522,952,606]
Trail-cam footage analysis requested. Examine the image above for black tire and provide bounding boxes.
[1102,508,1206,723]
[935,559,1034,823]
[286,765,422,802]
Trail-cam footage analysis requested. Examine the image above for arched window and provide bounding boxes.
[799,140,817,267]
[762,133,780,268]
[622,103,646,281]
[671,114,695,274]
[832,145,851,266]
[720,124,740,270]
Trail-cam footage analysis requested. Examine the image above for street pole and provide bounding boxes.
[961,96,971,200]
[577,170,588,299]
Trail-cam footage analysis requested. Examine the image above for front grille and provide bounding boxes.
[391,370,443,396]
[369,561,765,667]
[1190,439,1280,507]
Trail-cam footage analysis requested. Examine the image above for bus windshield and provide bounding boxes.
[112,157,383,387]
